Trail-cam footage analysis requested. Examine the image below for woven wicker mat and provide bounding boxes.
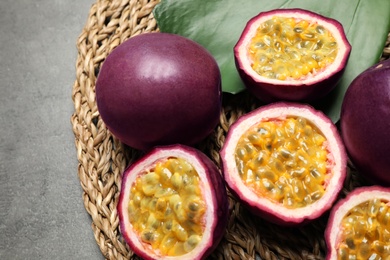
[71,0,390,259]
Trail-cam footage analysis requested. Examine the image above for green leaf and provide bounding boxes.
[154,0,390,122]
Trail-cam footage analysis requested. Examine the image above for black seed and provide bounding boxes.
[188,202,199,212]
[346,238,355,249]
[316,25,325,34]
[142,231,154,242]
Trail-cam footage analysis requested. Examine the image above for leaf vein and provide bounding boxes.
[347,0,362,34]
[279,0,293,9]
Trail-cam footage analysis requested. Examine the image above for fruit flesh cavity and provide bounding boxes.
[336,199,390,260]
[248,16,338,80]
[235,116,330,208]
[128,157,206,256]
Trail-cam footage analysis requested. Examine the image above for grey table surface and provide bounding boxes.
[1,1,105,259]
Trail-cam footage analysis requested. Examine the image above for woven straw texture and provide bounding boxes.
[71,0,390,259]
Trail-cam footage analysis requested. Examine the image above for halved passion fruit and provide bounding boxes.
[118,145,229,260]
[220,102,347,225]
[325,186,390,260]
[234,8,351,102]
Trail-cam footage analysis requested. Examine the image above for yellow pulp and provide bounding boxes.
[337,199,390,260]
[248,16,338,80]
[128,157,206,256]
[235,117,329,208]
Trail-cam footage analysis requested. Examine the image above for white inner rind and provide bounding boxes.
[120,148,215,259]
[235,10,350,85]
[222,104,346,223]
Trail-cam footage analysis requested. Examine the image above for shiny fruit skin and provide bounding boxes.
[96,33,222,151]
[340,59,390,185]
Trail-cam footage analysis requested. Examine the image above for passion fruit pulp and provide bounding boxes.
[340,59,390,185]
[325,186,390,260]
[220,102,347,225]
[118,145,229,260]
[234,8,351,102]
[96,33,222,151]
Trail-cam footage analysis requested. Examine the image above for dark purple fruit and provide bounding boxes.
[96,33,222,151]
[340,59,390,185]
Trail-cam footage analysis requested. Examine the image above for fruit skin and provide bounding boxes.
[220,102,347,226]
[96,33,222,151]
[234,8,351,102]
[118,144,229,260]
[340,59,390,185]
[325,186,390,260]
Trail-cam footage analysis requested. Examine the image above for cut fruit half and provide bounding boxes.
[220,102,347,225]
[234,8,351,102]
[325,186,390,260]
[118,145,229,260]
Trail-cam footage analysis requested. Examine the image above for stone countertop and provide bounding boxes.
[0,1,104,259]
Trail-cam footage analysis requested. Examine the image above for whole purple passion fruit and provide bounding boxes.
[340,59,390,185]
[96,33,222,151]
[234,8,351,102]
[118,144,229,260]
[220,102,347,225]
[325,186,390,259]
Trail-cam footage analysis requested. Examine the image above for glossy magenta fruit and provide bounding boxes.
[340,59,390,185]
[96,33,222,151]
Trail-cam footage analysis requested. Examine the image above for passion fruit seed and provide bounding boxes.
[336,199,390,260]
[128,157,206,257]
[235,116,329,208]
[249,16,338,80]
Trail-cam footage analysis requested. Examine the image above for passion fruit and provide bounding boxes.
[96,33,222,151]
[325,186,390,260]
[340,59,390,185]
[118,144,229,260]
[234,8,351,102]
[220,102,347,225]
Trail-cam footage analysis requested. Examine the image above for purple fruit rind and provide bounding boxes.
[118,144,229,260]
[340,59,390,185]
[191,148,229,259]
[220,102,347,226]
[96,33,222,151]
[236,64,347,103]
[234,8,352,102]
